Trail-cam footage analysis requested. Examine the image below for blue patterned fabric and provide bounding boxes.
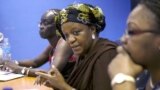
[136,70,149,90]
[136,70,160,90]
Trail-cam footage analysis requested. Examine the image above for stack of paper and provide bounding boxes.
[0,70,24,81]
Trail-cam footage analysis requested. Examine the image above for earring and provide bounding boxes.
[92,34,95,39]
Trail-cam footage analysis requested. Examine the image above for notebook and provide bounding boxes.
[0,70,24,81]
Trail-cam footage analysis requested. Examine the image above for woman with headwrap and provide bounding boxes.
[35,3,117,90]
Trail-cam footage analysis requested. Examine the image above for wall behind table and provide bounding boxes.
[0,0,130,69]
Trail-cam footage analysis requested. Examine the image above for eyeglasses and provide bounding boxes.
[125,29,160,36]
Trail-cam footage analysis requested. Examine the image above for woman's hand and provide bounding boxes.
[108,46,144,80]
[34,71,49,86]
[35,65,73,90]
[3,60,21,73]
[34,70,48,85]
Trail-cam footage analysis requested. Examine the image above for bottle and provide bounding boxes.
[0,32,4,62]
[0,32,4,43]
[0,46,3,61]
[2,38,11,61]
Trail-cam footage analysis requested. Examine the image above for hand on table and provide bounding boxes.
[3,60,21,73]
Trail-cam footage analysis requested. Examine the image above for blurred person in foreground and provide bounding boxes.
[108,0,160,90]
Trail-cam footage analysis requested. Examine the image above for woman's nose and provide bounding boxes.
[38,24,44,29]
[120,34,129,44]
[68,35,76,44]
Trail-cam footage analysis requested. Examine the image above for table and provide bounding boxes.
[0,76,53,90]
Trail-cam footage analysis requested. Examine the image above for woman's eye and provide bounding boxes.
[40,21,53,26]
[73,31,80,35]
[40,22,47,26]
[127,30,135,35]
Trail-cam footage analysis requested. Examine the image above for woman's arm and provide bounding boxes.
[17,45,52,68]
[4,60,46,77]
[2,45,52,77]
[112,82,136,90]
[108,46,143,90]
[52,38,73,71]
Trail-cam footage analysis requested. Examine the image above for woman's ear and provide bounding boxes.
[90,26,96,34]
[89,26,97,39]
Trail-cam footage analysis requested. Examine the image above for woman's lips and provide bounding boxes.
[71,45,80,51]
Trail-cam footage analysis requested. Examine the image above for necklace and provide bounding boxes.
[150,78,154,89]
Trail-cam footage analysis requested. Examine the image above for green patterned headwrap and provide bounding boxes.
[59,3,106,33]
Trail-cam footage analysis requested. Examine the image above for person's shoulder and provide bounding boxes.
[96,38,118,50]
[95,38,118,63]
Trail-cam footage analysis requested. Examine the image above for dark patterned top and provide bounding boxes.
[136,70,160,90]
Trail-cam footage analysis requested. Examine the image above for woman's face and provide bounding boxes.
[39,12,57,39]
[61,22,94,56]
[121,4,160,66]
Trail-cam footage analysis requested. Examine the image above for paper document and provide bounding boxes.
[0,70,24,81]
[0,70,11,75]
